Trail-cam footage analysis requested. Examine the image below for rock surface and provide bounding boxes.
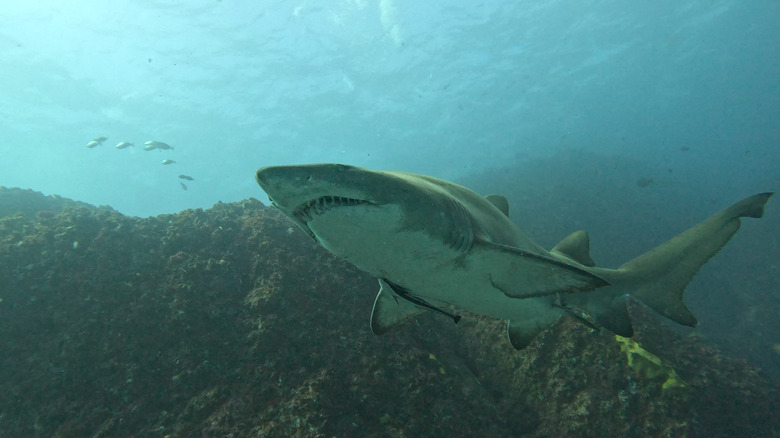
[0,187,777,437]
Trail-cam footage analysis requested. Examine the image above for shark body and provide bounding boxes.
[256,164,772,349]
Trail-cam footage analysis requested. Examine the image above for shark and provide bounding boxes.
[255,164,773,349]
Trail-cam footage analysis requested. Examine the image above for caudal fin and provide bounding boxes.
[625,192,773,326]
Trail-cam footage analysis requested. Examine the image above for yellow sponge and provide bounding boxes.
[615,335,687,391]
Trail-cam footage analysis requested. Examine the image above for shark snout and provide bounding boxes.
[256,166,301,192]
[256,165,315,187]
[256,164,354,192]
[255,166,278,188]
[256,164,381,212]
[256,165,330,209]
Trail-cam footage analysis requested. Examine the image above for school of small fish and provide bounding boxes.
[85,136,194,190]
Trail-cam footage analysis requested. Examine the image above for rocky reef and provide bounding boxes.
[0,187,777,437]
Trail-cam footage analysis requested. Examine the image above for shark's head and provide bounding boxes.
[256,164,478,273]
[257,164,387,217]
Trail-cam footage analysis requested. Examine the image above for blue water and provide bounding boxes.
[1,0,777,217]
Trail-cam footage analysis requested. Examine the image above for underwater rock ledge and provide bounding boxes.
[0,188,777,437]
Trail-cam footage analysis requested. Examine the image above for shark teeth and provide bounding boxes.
[294,196,369,221]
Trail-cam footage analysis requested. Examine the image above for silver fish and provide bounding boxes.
[115,142,134,149]
[86,140,100,148]
[145,140,173,151]
[161,159,176,165]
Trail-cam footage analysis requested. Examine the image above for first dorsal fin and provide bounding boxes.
[485,194,509,217]
[550,230,595,267]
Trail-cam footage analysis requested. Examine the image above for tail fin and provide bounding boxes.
[625,192,773,326]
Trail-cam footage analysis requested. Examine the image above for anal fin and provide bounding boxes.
[564,293,634,337]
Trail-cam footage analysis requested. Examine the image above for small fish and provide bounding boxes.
[115,142,134,149]
[86,136,108,148]
[636,177,654,188]
[145,140,173,151]
[178,175,194,181]
[180,181,188,191]
[161,159,176,165]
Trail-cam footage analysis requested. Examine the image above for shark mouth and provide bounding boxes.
[293,196,372,221]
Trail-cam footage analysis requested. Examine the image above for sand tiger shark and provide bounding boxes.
[256,164,772,349]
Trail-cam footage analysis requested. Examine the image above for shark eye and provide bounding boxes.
[336,164,348,172]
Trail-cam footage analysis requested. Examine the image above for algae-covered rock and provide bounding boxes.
[0,188,777,437]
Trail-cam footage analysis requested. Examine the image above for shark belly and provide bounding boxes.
[394,256,561,322]
[310,211,562,323]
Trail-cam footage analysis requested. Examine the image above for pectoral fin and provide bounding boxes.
[473,241,609,298]
[370,279,426,335]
